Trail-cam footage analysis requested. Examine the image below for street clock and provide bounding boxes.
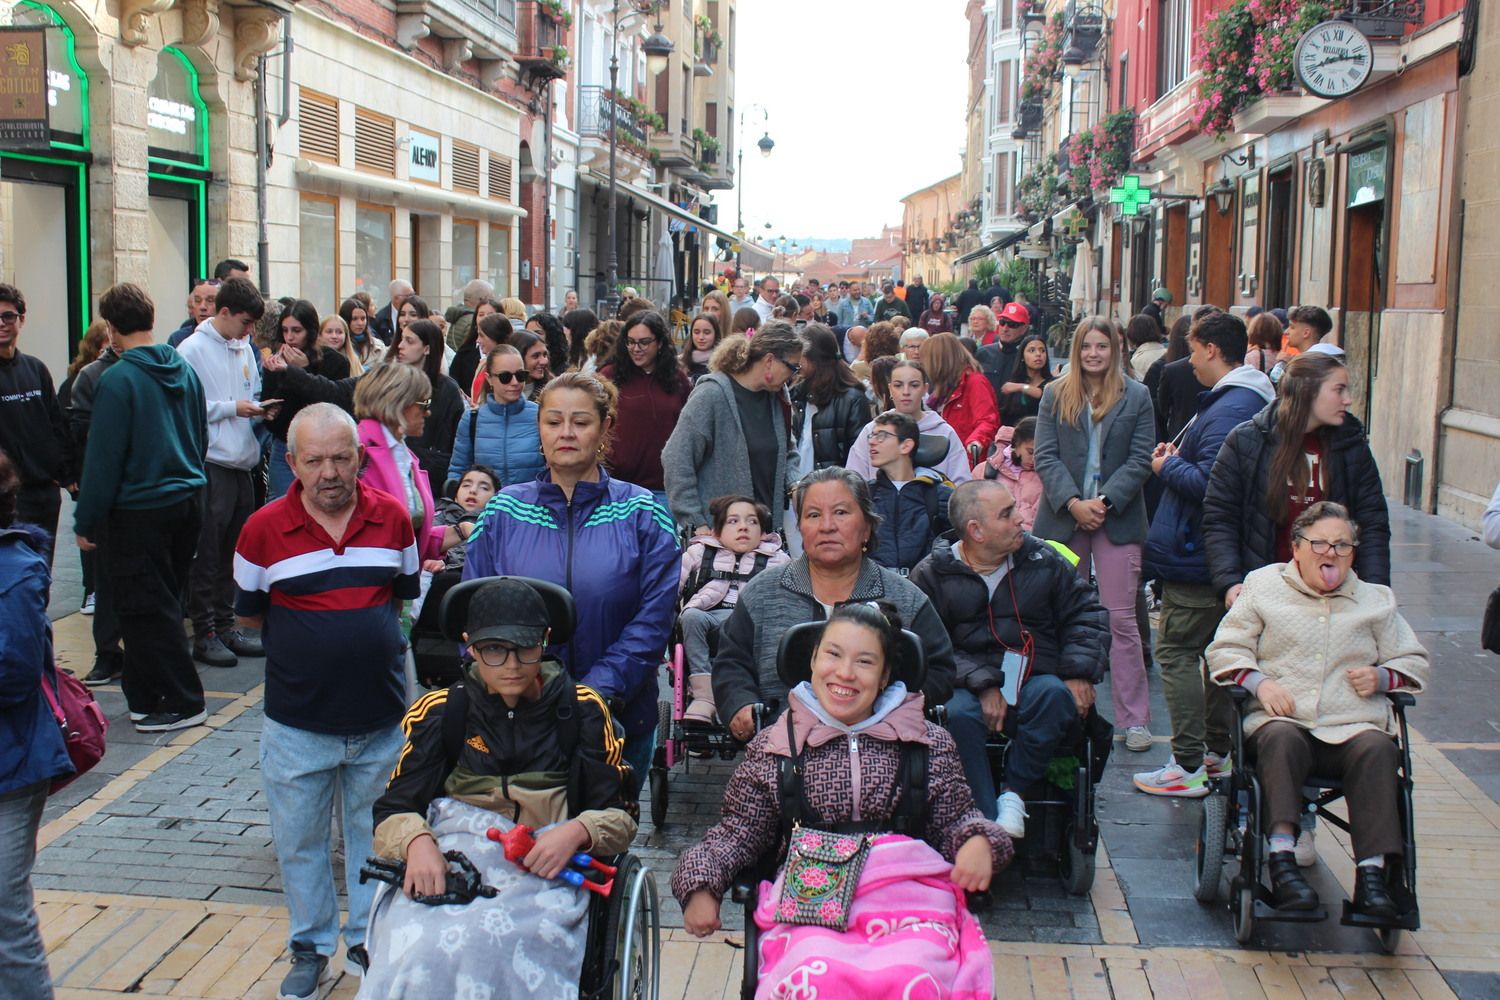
[1295,20,1374,98]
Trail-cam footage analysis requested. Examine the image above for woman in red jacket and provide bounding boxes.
[923,333,999,465]
[599,310,690,504]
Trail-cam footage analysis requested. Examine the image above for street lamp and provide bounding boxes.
[735,104,773,270]
[1210,176,1236,216]
[606,1,673,318]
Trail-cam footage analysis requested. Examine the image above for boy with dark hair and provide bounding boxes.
[0,282,72,567]
[867,410,954,574]
[77,283,210,732]
[1134,309,1273,797]
[1271,305,1335,384]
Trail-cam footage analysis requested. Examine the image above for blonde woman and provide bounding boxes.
[1034,317,1156,750]
[317,314,362,374]
[968,304,997,346]
[498,296,528,323]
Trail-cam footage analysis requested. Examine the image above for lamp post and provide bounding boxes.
[606,1,672,318]
[734,104,774,270]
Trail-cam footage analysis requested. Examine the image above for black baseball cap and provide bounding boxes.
[465,579,550,647]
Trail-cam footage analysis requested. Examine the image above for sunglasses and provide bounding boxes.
[414,398,432,411]
[488,370,525,384]
[999,319,1025,328]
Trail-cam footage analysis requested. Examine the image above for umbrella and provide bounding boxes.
[653,228,677,305]
[1070,236,1097,315]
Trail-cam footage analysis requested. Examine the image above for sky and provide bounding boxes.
[726,0,969,246]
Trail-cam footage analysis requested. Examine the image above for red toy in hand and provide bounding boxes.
[486,825,617,896]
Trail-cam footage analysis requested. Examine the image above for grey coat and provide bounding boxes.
[1033,377,1155,545]
[661,371,789,532]
[711,556,957,727]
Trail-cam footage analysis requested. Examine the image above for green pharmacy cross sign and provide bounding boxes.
[1109,176,1153,216]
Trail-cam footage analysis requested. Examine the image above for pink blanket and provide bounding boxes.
[752,835,993,999]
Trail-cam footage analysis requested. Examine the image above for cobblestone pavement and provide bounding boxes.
[32,503,1500,998]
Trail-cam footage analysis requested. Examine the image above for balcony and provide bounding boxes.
[650,129,697,169]
[577,86,652,161]
[515,0,569,81]
[394,0,517,66]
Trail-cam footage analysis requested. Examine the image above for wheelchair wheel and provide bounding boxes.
[649,766,668,830]
[1058,822,1095,896]
[1194,794,1227,903]
[1233,884,1255,944]
[604,854,660,1000]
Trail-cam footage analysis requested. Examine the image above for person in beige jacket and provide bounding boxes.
[1207,501,1428,920]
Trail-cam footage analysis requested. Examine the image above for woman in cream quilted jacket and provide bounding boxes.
[1207,501,1429,920]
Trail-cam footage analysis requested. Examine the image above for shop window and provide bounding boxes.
[355,106,396,175]
[454,219,479,291]
[452,142,481,195]
[355,204,394,301]
[299,195,338,315]
[489,224,511,294]
[490,153,514,201]
[298,90,339,164]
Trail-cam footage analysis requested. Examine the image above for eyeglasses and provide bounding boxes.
[779,356,802,376]
[414,399,432,412]
[1296,537,1357,557]
[626,337,657,350]
[470,642,544,667]
[0,311,21,325]
[489,370,524,384]
[867,431,900,444]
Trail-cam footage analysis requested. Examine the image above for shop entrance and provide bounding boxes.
[0,160,86,379]
[1340,144,1389,427]
[1263,167,1296,310]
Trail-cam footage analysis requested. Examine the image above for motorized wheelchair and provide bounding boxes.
[377,574,663,999]
[984,701,1110,896]
[1192,685,1420,952]
[725,619,934,1000]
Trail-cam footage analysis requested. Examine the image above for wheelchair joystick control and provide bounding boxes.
[486,825,616,896]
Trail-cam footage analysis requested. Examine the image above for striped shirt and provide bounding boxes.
[234,481,420,735]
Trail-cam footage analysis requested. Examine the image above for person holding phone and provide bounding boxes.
[177,277,274,669]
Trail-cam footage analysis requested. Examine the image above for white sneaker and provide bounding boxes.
[1124,725,1153,752]
[995,791,1028,839]
[1294,826,1317,867]
[1132,757,1209,797]
[81,593,95,615]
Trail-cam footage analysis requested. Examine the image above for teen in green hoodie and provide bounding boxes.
[75,283,210,734]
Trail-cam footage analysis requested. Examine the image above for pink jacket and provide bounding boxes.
[357,418,444,562]
[679,534,788,612]
[981,428,1042,531]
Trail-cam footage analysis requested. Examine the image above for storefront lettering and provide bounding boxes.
[408,131,441,182]
[148,95,196,136]
[0,28,49,148]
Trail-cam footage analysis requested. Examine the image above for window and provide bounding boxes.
[728,9,735,69]
[488,224,511,294]
[355,204,393,300]
[298,89,339,164]
[454,219,479,292]
[993,152,1015,217]
[997,61,1013,125]
[299,195,338,315]
[1119,51,1130,109]
[1001,0,1014,30]
[1156,0,1191,97]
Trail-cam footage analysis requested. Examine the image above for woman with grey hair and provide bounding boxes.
[710,466,958,742]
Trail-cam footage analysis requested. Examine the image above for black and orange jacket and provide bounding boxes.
[371,661,637,860]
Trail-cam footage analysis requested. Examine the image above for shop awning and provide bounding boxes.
[294,159,528,219]
[583,168,775,269]
[952,227,1028,266]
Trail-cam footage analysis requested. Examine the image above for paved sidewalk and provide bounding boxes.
[30,502,1500,998]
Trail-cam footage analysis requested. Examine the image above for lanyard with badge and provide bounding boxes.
[985,567,1034,707]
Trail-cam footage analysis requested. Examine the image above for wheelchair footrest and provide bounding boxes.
[1252,897,1328,923]
[1339,901,1420,931]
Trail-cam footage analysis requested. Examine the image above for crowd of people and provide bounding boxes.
[0,260,1460,999]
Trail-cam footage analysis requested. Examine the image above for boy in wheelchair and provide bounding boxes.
[1207,502,1428,919]
[360,578,638,998]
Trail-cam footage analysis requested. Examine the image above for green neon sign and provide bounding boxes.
[149,47,210,171]
[15,1,89,151]
[1109,175,1153,216]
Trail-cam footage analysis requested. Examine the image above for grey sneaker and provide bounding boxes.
[278,950,329,1000]
[220,627,264,657]
[192,633,237,668]
[1124,725,1153,752]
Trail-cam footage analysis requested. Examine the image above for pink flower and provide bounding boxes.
[819,900,843,921]
[799,867,830,890]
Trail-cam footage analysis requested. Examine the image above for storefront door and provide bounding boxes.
[0,159,85,379]
[1341,143,1389,426]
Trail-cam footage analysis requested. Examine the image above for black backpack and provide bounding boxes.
[776,708,929,841]
[681,550,772,608]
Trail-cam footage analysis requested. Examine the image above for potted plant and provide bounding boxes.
[539,0,573,29]
[1192,0,1334,138]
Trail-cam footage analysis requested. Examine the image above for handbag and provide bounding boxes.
[775,824,871,931]
[1484,586,1500,655]
[40,664,108,794]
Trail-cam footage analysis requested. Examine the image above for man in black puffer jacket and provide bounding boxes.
[911,479,1110,836]
[1202,401,1390,605]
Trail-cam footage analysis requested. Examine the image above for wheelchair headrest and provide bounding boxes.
[912,433,951,471]
[438,576,577,646]
[775,619,927,692]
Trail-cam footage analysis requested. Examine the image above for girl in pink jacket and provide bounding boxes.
[680,496,788,722]
[978,417,1043,531]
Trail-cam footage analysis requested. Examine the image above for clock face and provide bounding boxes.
[1295,21,1373,98]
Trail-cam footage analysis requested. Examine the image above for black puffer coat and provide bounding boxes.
[790,383,872,469]
[910,534,1110,694]
[1202,403,1390,599]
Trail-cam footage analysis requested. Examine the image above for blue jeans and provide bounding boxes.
[268,438,294,499]
[0,781,52,1000]
[622,726,655,800]
[259,717,406,956]
[945,674,1079,816]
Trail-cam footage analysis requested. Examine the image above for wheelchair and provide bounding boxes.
[409,567,464,689]
[1192,685,1420,952]
[984,702,1110,896]
[725,619,932,1000]
[421,575,663,999]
